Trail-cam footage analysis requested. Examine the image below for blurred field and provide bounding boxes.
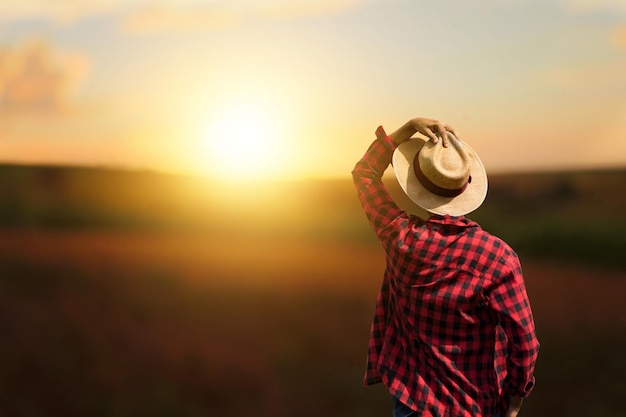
[0,164,625,416]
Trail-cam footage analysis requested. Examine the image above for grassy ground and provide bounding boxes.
[0,165,624,416]
[0,232,624,416]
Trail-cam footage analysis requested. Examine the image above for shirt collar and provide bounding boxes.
[426,214,479,228]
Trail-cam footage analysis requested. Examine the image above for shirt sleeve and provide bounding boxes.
[351,126,411,244]
[488,259,540,398]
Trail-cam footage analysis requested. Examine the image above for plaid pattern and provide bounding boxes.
[352,127,539,417]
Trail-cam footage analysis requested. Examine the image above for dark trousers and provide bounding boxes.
[392,397,418,417]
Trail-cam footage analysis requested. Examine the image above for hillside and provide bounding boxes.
[0,164,624,268]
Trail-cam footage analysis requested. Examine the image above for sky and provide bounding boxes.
[1,0,625,180]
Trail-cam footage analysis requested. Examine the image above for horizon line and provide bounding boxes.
[0,159,625,182]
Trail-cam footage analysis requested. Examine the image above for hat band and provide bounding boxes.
[413,151,469,198]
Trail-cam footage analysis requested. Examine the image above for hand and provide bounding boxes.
[390,117,460,148]
[504,396,523,417]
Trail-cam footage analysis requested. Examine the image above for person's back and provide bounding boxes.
[352,117,539,417]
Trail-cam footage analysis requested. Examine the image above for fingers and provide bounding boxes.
[435,122,449,148]
[428,121,451,147]
[422,127,439,144]
[445,124,461,143]
[412,117,461,147]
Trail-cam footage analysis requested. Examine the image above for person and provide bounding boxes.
[352,117,539,417]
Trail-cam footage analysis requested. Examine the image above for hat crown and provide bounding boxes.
[391,128,488,216]
[417,135,471,190]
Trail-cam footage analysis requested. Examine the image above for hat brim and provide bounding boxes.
[392,138,488,216]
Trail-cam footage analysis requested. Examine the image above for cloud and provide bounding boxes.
[1,0,366,29]
[253,0,362,19]
[121,0,362,33]
[0,0,127,22]
[121,4,242,33]
[0,39,89,114]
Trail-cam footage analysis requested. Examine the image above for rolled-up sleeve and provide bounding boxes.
[351,126,410,243]
[489,260,540,398]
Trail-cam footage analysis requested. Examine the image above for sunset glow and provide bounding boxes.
[1,0,625,178]
[199,94,288,179]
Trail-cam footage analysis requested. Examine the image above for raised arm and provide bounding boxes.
[351,117,460,242]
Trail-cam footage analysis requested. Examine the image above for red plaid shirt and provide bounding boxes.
[352,127,539,417]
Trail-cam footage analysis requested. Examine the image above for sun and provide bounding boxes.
[200,94,287,180]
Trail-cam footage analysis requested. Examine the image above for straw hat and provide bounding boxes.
[392,132,488,216]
